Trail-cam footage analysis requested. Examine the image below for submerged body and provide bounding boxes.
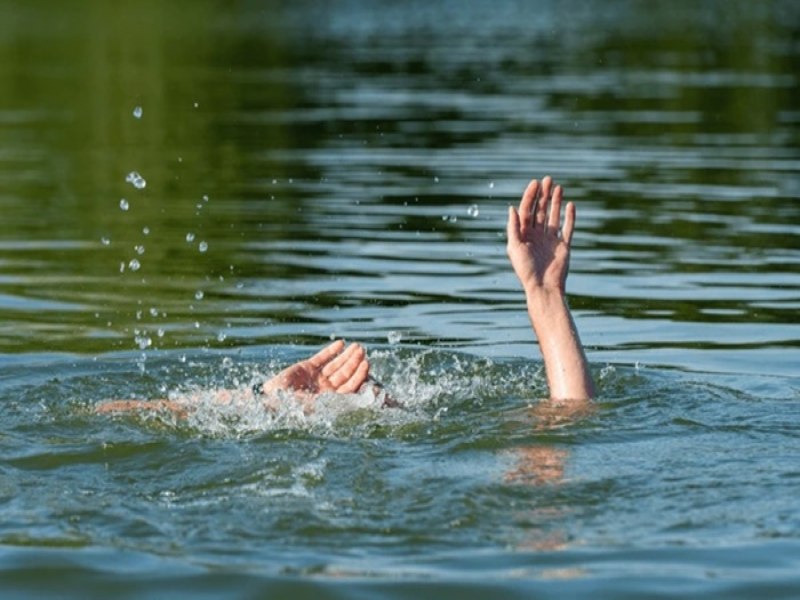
[98,176,593,416]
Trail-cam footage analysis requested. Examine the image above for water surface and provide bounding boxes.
[1,1,799,597]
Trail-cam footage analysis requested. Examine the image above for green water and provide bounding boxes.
[1,1,799,597]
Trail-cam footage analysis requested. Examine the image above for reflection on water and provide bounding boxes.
[1,0,799,597]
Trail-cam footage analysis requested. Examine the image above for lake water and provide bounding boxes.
[1,1,799,597]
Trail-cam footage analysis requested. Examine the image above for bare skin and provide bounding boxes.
[100,175,593,416]
[506,176,595,401]
[96,339,371,416]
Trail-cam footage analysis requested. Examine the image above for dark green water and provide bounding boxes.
[1,1,799,597]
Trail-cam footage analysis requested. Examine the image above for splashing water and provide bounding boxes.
[126,171,147,189]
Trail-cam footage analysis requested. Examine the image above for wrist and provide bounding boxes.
[523,284,566,305]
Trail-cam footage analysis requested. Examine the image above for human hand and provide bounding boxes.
[260,340,370,397]
[506,176,575,296]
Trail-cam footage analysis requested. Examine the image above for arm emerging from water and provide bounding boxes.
[506,176,595,401]
[96,340,371,416]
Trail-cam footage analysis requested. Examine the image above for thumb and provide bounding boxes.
[507,205,521,244]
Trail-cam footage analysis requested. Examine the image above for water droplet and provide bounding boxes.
[434,176,439,183]
[195,290,204,300]
[119,262,125,273]
[101,237,110,246]
[179,354,187,363]
[185,232,195,243]
[157,328,165,338]
[449,215,458,223]
[193,102,199,108]
[125,171,146,189]
[143,227,150,235]
[202,194,209,202]
[194,321,200,329]
[387,330,402,345]
[198,241,208,253]
[149,307,159,317]
[488,181,495,189]
[128,258,141,271]
[467,204,479,218]
[135,245,145,255]
[119,198,129,211]
[132,106,143,119]
[217,331,227,342]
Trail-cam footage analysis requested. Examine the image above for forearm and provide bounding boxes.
[525,286,594,401]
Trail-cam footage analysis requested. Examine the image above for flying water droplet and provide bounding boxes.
[128,259,141,271]
[135,245,145,255]
[119,199,129,211]
[101,237,110,246]
[387,330,402,345]
[488,181,495,189]
[217,331,227,342]
[132,106,143,119]
[198,241,208,253]
[125,171,146,189]
[142,227,150,235]
[467,204,479,218]
[195,290,204,300]
[186,232,195,243]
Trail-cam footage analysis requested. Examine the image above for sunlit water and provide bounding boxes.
[1,1,799,598]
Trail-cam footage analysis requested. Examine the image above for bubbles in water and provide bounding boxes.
[467,204,479,218]
[119,199,129,211]
[195,290,204,300]
[101,237,110,245]
[132,106,143,119]
[387,330,402,345]
[198,241,208,253]
[128,259,141,271]
[125,171,147,189]
[186,232,195,243]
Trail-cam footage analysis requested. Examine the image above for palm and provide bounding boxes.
[262,340,369,396]
[507,177,574,293]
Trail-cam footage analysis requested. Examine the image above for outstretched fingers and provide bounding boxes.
[519,178,539,234]
[307,339,346,369]
[322,342,362,376]
[335,359,370,394]
[562,201,576,246]
[535,176,552,227]
[507,205,521,245]
[548,184,563,232]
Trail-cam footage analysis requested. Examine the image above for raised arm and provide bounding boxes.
[506,176,594,401]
